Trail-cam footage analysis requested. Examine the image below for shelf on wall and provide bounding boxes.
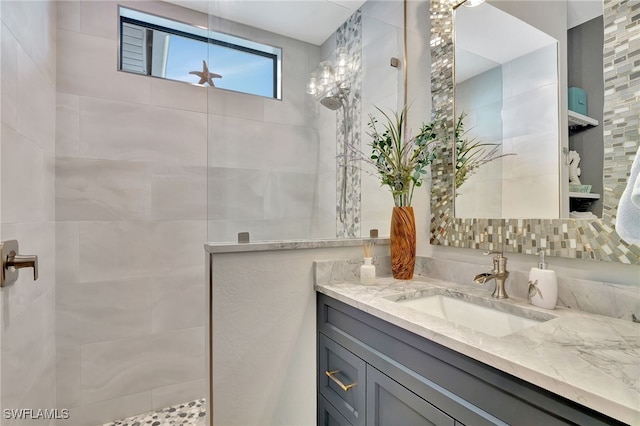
[568,110,598,131]
[569,192,600,199]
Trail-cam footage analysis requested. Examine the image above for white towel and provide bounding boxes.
[616,147,640,246]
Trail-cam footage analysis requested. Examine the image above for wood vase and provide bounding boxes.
[390,206,416,280]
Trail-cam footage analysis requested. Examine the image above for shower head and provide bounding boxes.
[320,95,343,111]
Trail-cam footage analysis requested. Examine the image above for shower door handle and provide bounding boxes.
[1,240,38,287]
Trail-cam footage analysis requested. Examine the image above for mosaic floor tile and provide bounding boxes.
[102,399,206,426]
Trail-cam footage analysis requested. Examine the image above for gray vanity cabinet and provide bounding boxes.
[317,293,624,426]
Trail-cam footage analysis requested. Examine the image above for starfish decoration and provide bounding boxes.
[189,60,222,86]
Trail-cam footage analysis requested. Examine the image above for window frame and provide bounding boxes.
[118,6,282,100]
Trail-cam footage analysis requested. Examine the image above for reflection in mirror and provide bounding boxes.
[454,3,560,219]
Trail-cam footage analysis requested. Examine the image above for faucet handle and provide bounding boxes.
[483,250,504,257]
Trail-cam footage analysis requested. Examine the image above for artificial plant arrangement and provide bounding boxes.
[454,112,513,190]
[366,106,440,206]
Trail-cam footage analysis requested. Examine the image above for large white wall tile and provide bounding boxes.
[361,0,404,28]
[151,165,207,220]
[56,345,82,408]
[57,28,152,103]
[55,221,79,285]
[208,167,268,221]
[207,114,317,172]
[81,327,205,404]
[120,0,209,30]
[1,0,56,83]
[1,1,57,418]
[1,124,49,223]
[80,97,207,165]
[264,76,314,127]
[1,23,18,129]
[56,278,153,347]
[1,288,54,408]
[152,78,207,113]
[7,355,57,426]
[207,218,314,242]
[57,0,80,32]
[207,88,264,121]
[56,93,80,157]
[56,157,152,221]
[79,1,117,40]
[152,273,205,333]
[17,45,56,152]
[78,220,205,283]
[263,171,316,220]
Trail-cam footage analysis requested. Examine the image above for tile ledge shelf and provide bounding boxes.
[205,237,390,254]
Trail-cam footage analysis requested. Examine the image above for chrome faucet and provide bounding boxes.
[473,251,509,299]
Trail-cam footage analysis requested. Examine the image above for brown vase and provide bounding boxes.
[390,206,416,280]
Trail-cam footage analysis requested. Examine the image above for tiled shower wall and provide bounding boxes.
[317,2,404,239]
[54,1,325,423]
[55,2,207,424]
[206,6,321,242]
[1,1,57,423]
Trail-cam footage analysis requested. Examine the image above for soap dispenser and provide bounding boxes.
[528,251,558,310]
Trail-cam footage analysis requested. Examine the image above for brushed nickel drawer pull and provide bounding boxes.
[326,370,357,391]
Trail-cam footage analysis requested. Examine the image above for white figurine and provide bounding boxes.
[569,150,581,185]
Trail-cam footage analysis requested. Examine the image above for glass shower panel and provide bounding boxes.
[205,0,408,243]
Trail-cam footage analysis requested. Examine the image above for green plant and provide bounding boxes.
[455,112,513,190]
[367,106,439,207]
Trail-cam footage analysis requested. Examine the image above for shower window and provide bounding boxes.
[119,7,282,99]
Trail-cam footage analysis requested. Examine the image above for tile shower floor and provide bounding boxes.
[102,399,206,426]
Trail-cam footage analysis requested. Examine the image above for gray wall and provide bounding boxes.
[0,1,58,423]
[568,16,604,216]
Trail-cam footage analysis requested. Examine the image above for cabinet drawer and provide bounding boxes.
[318,334,366,426]
[319,394,353,426]
[367,365,456,426]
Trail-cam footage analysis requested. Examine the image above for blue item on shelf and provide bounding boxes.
[568,87,587,115]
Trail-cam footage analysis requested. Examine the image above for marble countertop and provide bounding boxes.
[205,237,389,253]
[315,276,640,425]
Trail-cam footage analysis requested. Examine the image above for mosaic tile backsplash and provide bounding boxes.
[428,0,639,264]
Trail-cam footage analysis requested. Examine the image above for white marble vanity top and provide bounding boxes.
[315,276,640,425]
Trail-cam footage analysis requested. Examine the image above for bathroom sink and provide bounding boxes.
[394,294,549,337]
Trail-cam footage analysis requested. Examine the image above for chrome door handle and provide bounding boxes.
[1,240,38,287]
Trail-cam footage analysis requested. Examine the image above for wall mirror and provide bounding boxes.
[454,3,560,220]
[429,0,639,264]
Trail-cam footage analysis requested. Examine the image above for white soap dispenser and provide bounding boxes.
[528,251,558,310]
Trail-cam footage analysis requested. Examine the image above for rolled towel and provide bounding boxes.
[616,147,640,246]
[570,211,597,219]
[632,151,640,210]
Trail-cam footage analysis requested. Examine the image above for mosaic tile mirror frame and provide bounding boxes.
[429,0,639,264]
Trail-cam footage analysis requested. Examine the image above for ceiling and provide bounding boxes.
[165,0,367,45]
[455,0,604,83]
